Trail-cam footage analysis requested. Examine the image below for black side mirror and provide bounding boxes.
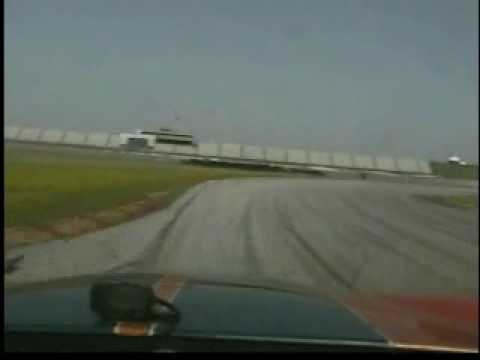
[90,282,180,324]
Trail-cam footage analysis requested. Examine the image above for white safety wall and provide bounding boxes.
[154,143,175,153]
[106,135,122,148]
[17,127,41,142]
[5,126,21,139]
[417,160,432,174]
[198,143,219,157]
[353,155,374,169]
[64,131,86,145]
[40,129,64,143]
[396,158,420,173]
[264,147,286,162]
[287,149,308,163]
[309,151,331,166]
[85,133,110,147]
[174,145,198,155]
[332,153,353,168]
[242,145,264,160]
[220,144,242,158]
[375,156,397,172]
[4,125,435,174]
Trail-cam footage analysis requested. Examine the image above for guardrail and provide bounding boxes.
[4,125,432,174]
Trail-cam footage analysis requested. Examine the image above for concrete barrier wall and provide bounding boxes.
[243,145,264,160]
[353,155,374,169]
[64,131,86,145]
[5,126,21,139]
[309,151,331,166]
[106,134,121,148]
[5,125,434,174]
[265,147,286,162]
[154,143,175,153]
[287,149,308,164]
[417,160,432,174]
[375,156,397,172]
[397,158,420,173]
[220,144,242,158]
[40,129,64,143]
[85,132,110,147]
[174,145,198,155]
[17,127,41,142]
[198,143,219,157]
[332,153,353,168]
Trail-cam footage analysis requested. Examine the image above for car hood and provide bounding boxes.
[5,273,478,352]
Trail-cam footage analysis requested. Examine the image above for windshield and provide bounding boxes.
[5,0,478,352]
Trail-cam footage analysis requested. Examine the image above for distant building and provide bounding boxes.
[119,133,155,150]
[448,155,467,165]
[119,127,196,150]
[448,155,461,164]
[140,128,196,145]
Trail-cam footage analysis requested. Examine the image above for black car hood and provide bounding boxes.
[5,273,387,346]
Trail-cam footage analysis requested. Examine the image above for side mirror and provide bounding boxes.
[90,282,180,324]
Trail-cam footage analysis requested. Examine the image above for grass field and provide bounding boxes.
[430,161,478,180]
[5,143,283,228]
[417,193,478,210]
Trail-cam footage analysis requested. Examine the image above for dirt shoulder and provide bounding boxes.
[4,191,172,252]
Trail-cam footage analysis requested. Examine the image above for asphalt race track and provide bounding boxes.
[5,178,478,297]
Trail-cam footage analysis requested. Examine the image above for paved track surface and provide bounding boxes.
[6,178,478,297]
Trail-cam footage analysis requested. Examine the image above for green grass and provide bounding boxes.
[5,143,282,228]
[430,162,478,180]
[416,193,478,210]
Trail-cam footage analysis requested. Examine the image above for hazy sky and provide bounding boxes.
[5,0,478,162]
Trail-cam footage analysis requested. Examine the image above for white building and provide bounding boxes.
[448,155,461,164]
[119,133,156,149]
[119,127,196,151]
[447,155,468,165]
